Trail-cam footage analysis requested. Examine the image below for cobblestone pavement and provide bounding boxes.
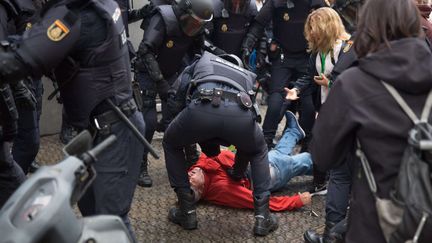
[36,132,326,243]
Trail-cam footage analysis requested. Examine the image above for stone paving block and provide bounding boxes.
[35,112,327,242]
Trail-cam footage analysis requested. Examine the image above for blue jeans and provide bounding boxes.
[267,126,312,191]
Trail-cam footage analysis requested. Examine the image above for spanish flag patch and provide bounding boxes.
[47,20,70,42]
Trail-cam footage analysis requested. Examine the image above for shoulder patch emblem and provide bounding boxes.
[283,13,290,21]
[47,20,69,42]
[343,40,354,53]
[166,40,174,48]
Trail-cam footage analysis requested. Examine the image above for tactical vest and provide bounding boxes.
[55,0,132,129]
[190,51,256,95]
[272,0,310,54]
[155,5,194,78]
[210,0,257,57]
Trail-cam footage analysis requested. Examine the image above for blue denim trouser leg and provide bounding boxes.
[267,127,312,191]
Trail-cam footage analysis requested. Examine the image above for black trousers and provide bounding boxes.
[325,158,354,224]
[163,101,271,198]
[262,54,315,143]
[0,141,26,208]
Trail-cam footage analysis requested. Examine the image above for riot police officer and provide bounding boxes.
[0,0,31,207]
[164,51,278,236]
[3,0,45,175]
[0,0,145,240]
[207,0,258,57]
[242,0,327,150]
[134,0,213,187]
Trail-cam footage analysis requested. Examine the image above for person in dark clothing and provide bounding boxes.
[0,0,145,240]
[310,0,432,242]
[163,51,278,236]
[134,0,212,187]
[301,1,364,242]
[207,0,258,57]
[242,0,327,151]
[4,0,45,175]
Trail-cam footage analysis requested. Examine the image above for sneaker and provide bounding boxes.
[284,111,305,139]
[308,183,328,196]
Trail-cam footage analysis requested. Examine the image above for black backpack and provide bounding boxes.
[356,81,432,243]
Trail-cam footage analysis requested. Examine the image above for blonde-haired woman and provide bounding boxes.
[285,7,350,106]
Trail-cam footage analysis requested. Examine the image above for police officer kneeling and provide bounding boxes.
[164,51,278,236]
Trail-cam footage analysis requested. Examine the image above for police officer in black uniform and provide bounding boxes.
[134,0,213,187]
[0,0,145,239]
[0,0,36,207]
[242,0,326,150]
[207,0,258,57]
[4,0,45,175]
[303,1,364,242]
[164,51,278,236]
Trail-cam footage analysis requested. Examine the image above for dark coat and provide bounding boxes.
[310,37,432,243]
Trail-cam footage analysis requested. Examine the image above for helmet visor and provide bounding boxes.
[180,12,213,37]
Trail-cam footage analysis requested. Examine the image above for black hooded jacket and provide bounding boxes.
[310,37,432,243]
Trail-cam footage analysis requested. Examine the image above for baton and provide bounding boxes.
[106,99,160,159]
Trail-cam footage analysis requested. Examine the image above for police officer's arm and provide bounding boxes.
[241,0,273,53]
[136,13,164,82]
[166,64,194,121]
[0,5,80,84]
[128,3,154,23]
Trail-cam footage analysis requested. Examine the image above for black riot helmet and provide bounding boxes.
[223,0,250,15]
[174,0,214,37]
[333,0,365,32]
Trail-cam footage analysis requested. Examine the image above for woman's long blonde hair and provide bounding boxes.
[304,7,349,53]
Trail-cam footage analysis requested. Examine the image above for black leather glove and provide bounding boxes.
[226,167,248,181]
[133,56,147,73]
[12,80,36,110]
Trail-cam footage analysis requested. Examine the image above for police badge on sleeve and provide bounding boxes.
[47,20,70,41]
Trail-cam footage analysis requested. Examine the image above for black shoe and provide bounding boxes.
[304,222,336,243]
[264,137,276,151]
[60,123,79,145]
[28,160,41,173]
[137,159,152,187]
[168,189,198,230]
[253,195,278,236]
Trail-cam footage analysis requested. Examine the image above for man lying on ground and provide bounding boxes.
[188,111,312,211]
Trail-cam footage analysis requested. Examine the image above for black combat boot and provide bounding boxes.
[137,159,152,187]
[304,221,336,243]
[253,194,279,236]
[168,188,197,230]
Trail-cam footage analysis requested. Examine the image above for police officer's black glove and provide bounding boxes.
[226,167,248,181]
[133,57,147,73]
[128,4,152,23]
[12,80,36,110]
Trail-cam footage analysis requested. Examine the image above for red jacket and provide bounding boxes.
[191,151,304,211]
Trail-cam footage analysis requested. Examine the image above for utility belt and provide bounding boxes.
[92,99,137,136]
[192,88,262,123]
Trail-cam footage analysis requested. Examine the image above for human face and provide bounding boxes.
[188,167,205,191]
